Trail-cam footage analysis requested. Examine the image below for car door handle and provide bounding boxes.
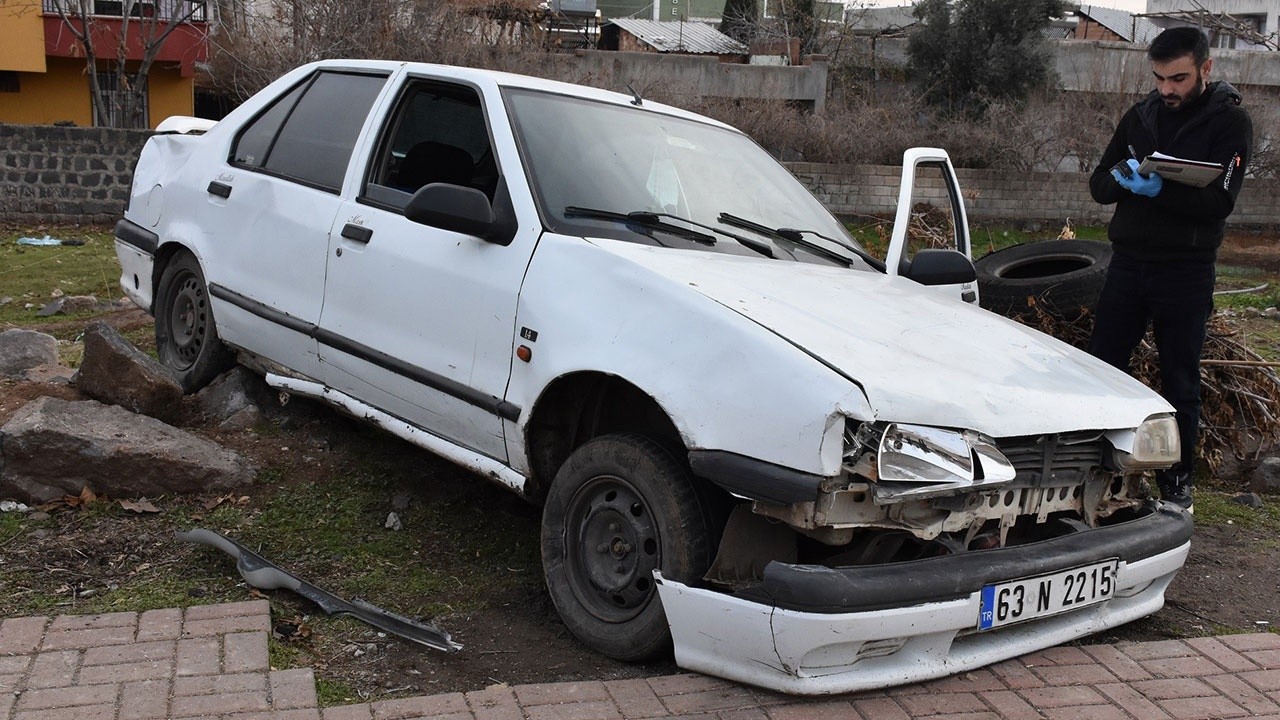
[341,223,373,244]
[207,180,232,198]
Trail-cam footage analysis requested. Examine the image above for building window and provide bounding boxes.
[0,72,19,93]
[94,70,148,128]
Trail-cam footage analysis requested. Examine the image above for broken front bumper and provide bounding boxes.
[656,503,1191,695]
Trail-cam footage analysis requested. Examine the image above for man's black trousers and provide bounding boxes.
[1087,251,1215,473]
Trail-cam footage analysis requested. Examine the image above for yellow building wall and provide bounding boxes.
[0,57,91,126]
[0,58,194,128]
[0,0,46,73]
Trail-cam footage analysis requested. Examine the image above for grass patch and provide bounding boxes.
[315,678,360,706]
[0,228,120,331]
[1194,492,1280,540]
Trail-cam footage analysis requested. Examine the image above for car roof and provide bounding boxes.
[300,59,736,131]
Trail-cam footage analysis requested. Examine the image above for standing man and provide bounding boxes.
[1089,26,1252,510]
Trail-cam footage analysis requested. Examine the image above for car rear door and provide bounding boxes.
[202,69,391,378]
[316,73,539,462]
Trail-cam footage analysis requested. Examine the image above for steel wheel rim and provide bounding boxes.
[564,474,661,623]
[167,271,207,369]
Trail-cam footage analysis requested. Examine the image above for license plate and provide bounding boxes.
[978,559,1119,631]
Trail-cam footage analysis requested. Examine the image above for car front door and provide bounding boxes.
[884,148,979,304]
[317,74,537,461]
[201,69,391,378]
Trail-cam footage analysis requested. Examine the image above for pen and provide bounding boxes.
[1128,144,1137,160]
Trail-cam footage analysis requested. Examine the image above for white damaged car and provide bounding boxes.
[115,60,1191,695]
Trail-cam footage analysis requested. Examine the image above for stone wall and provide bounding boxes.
[1,124,151,226]
[784,162,1280,226]
[2,122,1278,228]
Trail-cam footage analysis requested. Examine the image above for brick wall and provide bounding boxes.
[784,161,1280,227]
[2,123,1277,228]
[1,124,151,226]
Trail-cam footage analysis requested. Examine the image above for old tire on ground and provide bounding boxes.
[155,251,234,392]
[541,433,712,662]
[975,240,1113,318]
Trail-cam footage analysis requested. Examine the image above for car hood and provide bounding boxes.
[597,242,1171,437]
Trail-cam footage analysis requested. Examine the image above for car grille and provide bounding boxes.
[996,432,1107,487]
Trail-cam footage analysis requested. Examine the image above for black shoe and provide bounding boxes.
[1156,471,1194,512]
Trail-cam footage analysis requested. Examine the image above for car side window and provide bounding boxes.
[362,80,496,210]
[230,71,388,192]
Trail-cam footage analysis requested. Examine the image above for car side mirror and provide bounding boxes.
[903,249,977,286]
[405,183,514,245]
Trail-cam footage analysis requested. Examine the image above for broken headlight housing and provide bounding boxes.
[847,422,1017,502]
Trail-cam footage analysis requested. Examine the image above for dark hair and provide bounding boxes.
[1149,27,1209,66]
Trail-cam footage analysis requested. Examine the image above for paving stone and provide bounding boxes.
[42,625,136,651]
[1030,663,1119,686]
[82,639,175,666]
[171,690,270,716]
[526,700,623,720]
[1183,636,1259,672]
[1242,667,1280,692]
[1081,644,1155,681]
[661,687,760,715]
[1141,654,1231,678]
[1095,682,1171,720]
[224,710,322,720]
[1119,640,1195,661]
[989,660,1045,689]
[466,685,523,720]
[1040,705,1128,720]
[118,678,171,720]
[1251,650,1280,669]
[898,692,988,716]
[49,612,137,632]
[321,704,374,720]
[1024,646,1094,666]
[766,699,863,720]
[850,696,910,720]
[176,636,221,676]
[716,709,769,720]
[184,600,269,622]
[27,650,81,688]
[271,668,319,710]
[647,673,735,696]
[1129,678,1217,700]
[1203,673,1280,715]
[16,684,119,710]
[77,659,170,685]
[136,609,182,642]
[978,690,1043,720]
[174,671,267,696]
[181,614,271,638]
[225,631,269,673]
[1155,695,1250,719]
[1218,633,1280,652]
[1019,685,1106,708]
[921,669,1006,693]
[604,678,669,719]
[515,680,611,706]
[0,655,31,675]
[0,617,49,655]
[371,692,469,719]
[13,703,116,720]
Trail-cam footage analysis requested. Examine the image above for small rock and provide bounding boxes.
[1262,307,1280,319]
[1243,306,1262,318]
[0,501,30,513]
[196,367,264,421]
[1233,492,1264,508]
[1251,457,1280,494]
[61,295,98,314]
[28,512,50,521]
[219,406,262,431]
[385,512,403,531]
[0,296,11,305]
[35,298,64,317]
[0,329,59,377]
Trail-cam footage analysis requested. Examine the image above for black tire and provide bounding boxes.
[541,433,712,662]
[155,251,234,392]
[975,240,1112,319]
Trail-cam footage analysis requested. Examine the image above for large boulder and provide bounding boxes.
[0,329,59,377]
[73,322,184,421]
[0,396,254,504]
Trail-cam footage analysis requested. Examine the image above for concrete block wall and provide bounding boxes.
[1,123,1277,228]
[785,161,1280,227]
[1,124,151,226]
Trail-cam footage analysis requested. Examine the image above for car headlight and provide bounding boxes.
[864,423,1016,501]
[1108,415,1180,469]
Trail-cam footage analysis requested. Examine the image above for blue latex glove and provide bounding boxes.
[1111,158,1163,197]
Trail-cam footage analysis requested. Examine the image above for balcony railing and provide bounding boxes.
[43,0,207,23]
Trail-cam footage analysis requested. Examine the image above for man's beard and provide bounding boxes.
[1163,71,1205,110]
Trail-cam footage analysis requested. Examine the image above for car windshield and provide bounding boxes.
[503,88,875,270]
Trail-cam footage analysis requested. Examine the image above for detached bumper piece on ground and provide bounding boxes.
[177,528,462,652]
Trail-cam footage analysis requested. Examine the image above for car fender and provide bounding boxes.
[505,233,872,480]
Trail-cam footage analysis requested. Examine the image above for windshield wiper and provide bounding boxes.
[718,213,886,272]
[564,206,776,259]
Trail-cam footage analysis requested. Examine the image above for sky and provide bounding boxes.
[859,0,1149,12]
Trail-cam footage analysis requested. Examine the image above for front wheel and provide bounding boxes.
[541,434,712,661]
[155,251,233,392]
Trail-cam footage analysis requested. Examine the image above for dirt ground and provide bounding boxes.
[1,230,1278,700]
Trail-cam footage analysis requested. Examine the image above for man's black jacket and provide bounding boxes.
[1089,81,1252,262]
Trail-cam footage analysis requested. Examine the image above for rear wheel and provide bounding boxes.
[155,251,233,392]
[541,433,711,661]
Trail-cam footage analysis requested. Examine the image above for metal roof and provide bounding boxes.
[1076,5,1162,43]
[605,18,748,55]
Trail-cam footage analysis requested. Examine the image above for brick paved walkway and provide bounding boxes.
[2,601,1279,719]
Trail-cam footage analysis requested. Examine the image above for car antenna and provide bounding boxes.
[625,83,643,106]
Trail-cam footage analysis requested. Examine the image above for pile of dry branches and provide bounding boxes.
[1014,302,1280,479]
